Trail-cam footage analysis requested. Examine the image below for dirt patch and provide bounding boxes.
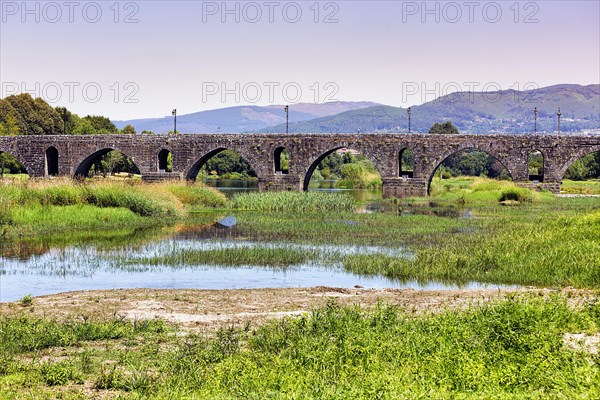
[564,333,600,355]
[0,287,595,332]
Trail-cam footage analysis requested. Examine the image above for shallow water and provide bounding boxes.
[0,225,515,302]
[0,184,512,302]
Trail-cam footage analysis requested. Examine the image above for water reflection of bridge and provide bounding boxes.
[1,133,599,197]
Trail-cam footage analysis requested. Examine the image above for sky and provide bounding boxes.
[1,0,598,120]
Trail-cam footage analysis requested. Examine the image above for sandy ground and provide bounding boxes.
[1,287,596,332]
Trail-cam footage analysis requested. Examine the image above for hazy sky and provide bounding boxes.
[1,0,598,120]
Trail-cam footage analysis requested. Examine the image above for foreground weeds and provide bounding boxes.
[0,295,598,398]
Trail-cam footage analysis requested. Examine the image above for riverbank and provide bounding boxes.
[0,288,598,399]
[1,286,596,331]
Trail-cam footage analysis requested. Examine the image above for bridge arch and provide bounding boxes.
[184,148,259,181]
[0,150,28,176]
[528,149,545,182]
[274,147,289,174]
[158,149,172,172]
[399,147,414,178]
[426,147,513,195]
[559,145,600,180]
[45,146,59,176]
[303,147,384,191]
[74,148,140,177]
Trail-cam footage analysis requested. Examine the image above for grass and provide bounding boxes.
[0,178,226,239]
[561,179,600,195]
[0,295,598,398]
[231,191,356,212]
[133,246,310,268]
[223,178,600,288]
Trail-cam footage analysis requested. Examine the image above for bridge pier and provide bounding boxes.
[141,172,183,182]
[382,177,429,198]
[258,174,302,192]
[514,181,561,194]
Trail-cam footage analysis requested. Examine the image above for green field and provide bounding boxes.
[0,294,598,399]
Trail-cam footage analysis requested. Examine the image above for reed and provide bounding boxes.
[231,191,356,212]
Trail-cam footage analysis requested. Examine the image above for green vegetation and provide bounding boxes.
[225,178,599,288]
[134,246,310,268]
[0,295,598,398]
[200,149,257,180]
[231,191,356,212]
[562,179,600,194]
[437,149,512,179]
[0,179,225,238]
[429,120,459,134]
[565,152,600,181]
[310,150,383,189]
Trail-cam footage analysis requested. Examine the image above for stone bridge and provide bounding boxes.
[1,133,599,197]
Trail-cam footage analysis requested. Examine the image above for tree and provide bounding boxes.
[121,124,136,135]
[82,115,119,134]
[1,93,62,135]
[141,130,155,135]
[0,112,20,136]
[72,118,96,135]
[54,107,79,134]
[429,121,459,135]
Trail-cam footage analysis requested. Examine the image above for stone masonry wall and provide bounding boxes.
[1,134,599,197]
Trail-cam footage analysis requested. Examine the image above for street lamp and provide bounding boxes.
[172,109,177,135]
[557,107,561,133]
[534,107,538,133]
[407,107,412,133]
[284,105,289,134]
[63,108,68,135]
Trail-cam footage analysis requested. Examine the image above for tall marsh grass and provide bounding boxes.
[231,191,356,212]
[0,179,227,237]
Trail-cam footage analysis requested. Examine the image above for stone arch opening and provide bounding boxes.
[75,149,140,178]
[561,150,600,194]
[304,147,383,191]
[186,148,257,182]
[45,147,59,176]
[399,148,414,178]
[428,148,512,195]
[274,147,289,174]
[0,151,28,178]
[158,149,172,173]
[528,150,544,182]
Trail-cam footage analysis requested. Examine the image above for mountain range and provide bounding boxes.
[112,102,377,134]
[113,84,599,134]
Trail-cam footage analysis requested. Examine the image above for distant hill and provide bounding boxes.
[258,84,600,134]
[112,102,378,134]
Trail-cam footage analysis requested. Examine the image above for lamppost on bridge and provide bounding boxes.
[284,105,289,134]
[534,107,538,133]
[407,107,412,133]
[172,109,177,135]
[557,107,561,133]
[63,108,68,135]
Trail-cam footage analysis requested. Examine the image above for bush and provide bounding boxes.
[40,361,82,386]
[166,184,227,208]
[499,187,537,204]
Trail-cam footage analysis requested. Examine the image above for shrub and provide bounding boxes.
[19,294,33,306]
[499,187,537,204]
[166,184,226,208]
[40,361,82,386]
